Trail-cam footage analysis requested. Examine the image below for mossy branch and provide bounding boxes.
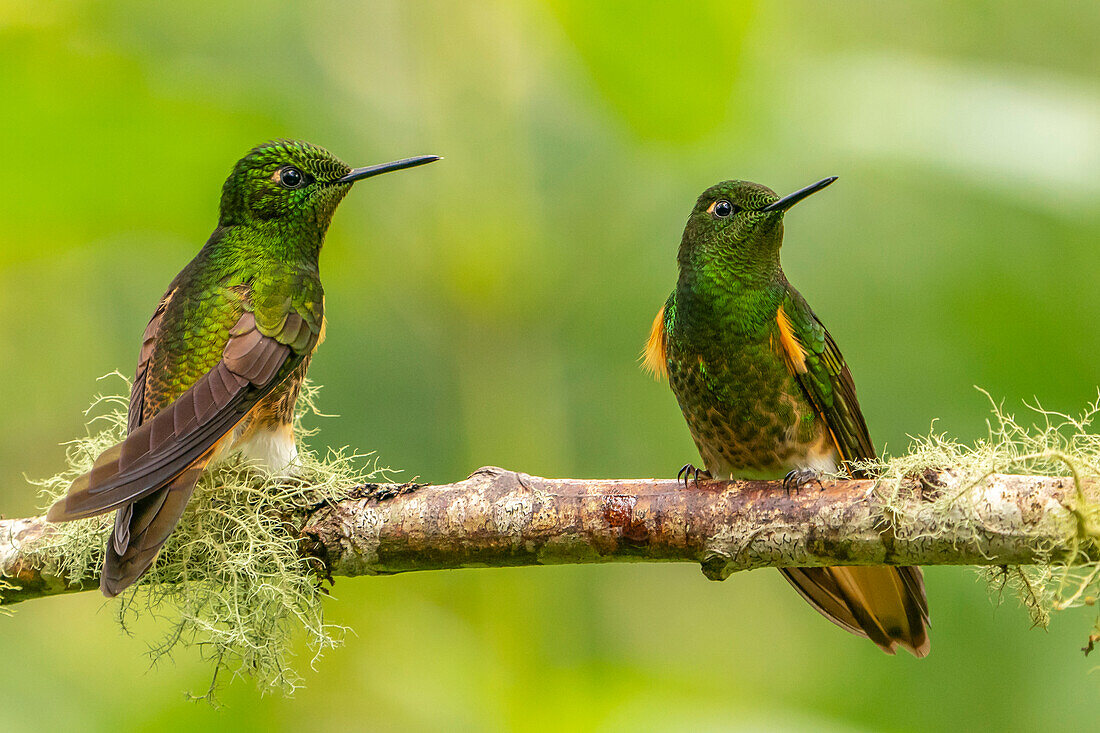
[4,383,1098,697]
[3,466,1097,605]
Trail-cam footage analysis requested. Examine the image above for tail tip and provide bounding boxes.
[885,635,931,659]
[100,556,138,598]
[99,571,126,598]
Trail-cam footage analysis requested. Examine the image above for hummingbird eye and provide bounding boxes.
[711,200,736,219]
[276,166,307,190]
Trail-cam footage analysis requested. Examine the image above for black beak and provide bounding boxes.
[760,176,837,213]
[334,155,441,184]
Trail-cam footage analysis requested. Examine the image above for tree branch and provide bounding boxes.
[2,466,1096,605]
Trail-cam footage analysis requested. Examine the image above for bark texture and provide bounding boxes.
[2,466,1096,605]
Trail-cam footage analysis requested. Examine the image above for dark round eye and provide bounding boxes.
[278,166,305,189]
[712,200,735,218]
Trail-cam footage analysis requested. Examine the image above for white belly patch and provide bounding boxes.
[232,426,299,476]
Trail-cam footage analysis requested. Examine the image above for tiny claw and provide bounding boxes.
[677,464,692,489]
[782,468,822,496]
[677,463,711,489]
[677,464,688,489]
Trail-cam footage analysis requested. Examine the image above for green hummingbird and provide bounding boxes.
[644,177,930,657]
[46,140,439,597]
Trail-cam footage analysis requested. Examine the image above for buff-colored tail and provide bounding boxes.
[780,565,930,657]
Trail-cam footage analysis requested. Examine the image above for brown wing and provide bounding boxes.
[776,292,876,473]
[776,289,931,657]
[47,311,297,523]
[128,286,176,432]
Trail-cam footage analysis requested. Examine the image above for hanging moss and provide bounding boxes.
[860,389,1100,643]
[20,379,1100,697]
[28,375,389,700]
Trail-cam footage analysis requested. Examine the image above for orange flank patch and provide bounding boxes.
[642,306,669,380]
[775,304,808,374]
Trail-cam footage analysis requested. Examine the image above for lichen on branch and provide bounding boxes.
[865,390,1100,630]
[17,377,389,699]
[2,383,1100,697]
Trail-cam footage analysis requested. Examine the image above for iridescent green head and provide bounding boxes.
[218,139,439,230]
[679,177,836,285]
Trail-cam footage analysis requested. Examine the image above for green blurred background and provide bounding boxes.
[2,1,1099,730]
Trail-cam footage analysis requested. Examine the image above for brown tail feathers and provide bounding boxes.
[100,458,210,597]
[781,565,930,657]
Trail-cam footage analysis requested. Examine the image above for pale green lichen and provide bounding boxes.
[20,381,1100,691]
[28,375,388,700]
[856,389,1100,647]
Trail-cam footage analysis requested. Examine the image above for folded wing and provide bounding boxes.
[47,311,297,523]
[777,287,931,657]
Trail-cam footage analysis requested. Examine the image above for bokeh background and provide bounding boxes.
[2,1,1099,730]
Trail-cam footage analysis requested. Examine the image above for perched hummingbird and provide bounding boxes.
[644,177,930,656]
[47,140,439,597]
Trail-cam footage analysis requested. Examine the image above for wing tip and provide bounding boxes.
[44,500,69,523]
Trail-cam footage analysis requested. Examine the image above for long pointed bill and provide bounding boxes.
[760,176,838,213]
[334,155,441,184]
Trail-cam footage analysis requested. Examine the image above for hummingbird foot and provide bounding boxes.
[782,468,823,496]
[677,463,712,490]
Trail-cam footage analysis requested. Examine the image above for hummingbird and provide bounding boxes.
[46,140,439,597]
[644,177,930,656]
